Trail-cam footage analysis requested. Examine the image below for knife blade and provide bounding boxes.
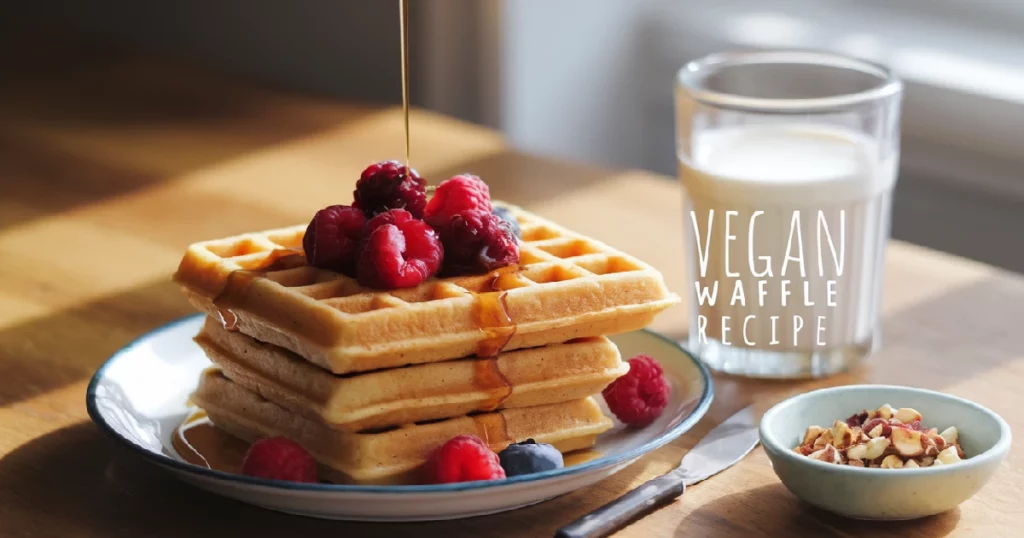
[555,404,760,538]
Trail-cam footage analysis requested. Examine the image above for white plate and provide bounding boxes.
[86,314,713,521]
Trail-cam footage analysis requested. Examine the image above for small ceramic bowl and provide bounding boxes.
[760,384,1011,520]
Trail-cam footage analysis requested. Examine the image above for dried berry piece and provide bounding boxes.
[846,410,869,428]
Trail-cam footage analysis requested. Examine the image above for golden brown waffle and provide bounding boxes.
[193,370,613,484]
[195,316,628,432]
[174,203,678,374]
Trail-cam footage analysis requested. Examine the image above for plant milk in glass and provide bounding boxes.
[680,124,897,374]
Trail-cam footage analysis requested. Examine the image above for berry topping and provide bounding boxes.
[357,209,443,289]
[845,410,869,428]
[425,435,506,484]
[303,205,367,276]
[353,160,427,218]
[434,210,519,275]
[241,437,318,483]
[602,354,671,426]
[497,439,563,477]
[491,206,522,239]
[424,174,492,226]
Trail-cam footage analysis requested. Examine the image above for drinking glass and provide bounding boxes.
[675,51,903,378]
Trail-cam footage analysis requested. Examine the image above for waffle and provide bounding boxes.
[193,369,613,484]
[174,203,678,374]
[195,316,628,432]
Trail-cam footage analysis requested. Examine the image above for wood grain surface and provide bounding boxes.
[1,35,1022,538]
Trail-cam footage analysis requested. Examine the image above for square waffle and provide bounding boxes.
[195,316,628,432]
[174,203,679,374]
[192,369,614,484]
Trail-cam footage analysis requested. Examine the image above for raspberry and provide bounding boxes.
[241,437,318,483]
[353,160,427,218]
[434,210,519,275]
[357,209,443,289]
[602,354,671,426]
[425,435,506,484]
[424,174,491,226]
[303,205,367,276]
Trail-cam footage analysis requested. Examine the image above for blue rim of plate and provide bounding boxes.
[86,313,714,493]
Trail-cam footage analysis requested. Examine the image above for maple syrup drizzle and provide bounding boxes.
[399,0,411,168]
[474,291,515,357]
[473,267,520,356]
[471,412,514,449]
[473,358,514,412]
[171,412,249,474]
[562,449,605,467]
[212,248,304,332]
[469,268,521,409]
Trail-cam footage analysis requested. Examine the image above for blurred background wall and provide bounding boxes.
[6,0,1024,272]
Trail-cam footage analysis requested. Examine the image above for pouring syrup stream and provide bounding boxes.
[399,0,411,169]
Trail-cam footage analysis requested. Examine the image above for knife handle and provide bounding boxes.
[554,473,685,538]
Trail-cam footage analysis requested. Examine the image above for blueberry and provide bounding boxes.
[491,206,522,239]
[498,439,563,477]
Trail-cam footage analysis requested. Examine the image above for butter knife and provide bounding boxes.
[555,405,760,538]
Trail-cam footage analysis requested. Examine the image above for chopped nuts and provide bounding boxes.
[793,404,966,469]
[831,420,855,449]
[880,454,904,469]
[894,407,923,424]
[877,404,895,420]
[863,418,892,438]
[809,444,844,464]
[891,428,925,458]
[863,437,890,460]
[846,443,868,461]
[813,429,834,450]
[937,446,962,465]
[940,426,958,446]
[803,425,825,446]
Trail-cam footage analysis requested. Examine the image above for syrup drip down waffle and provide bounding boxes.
[196,316,628,432]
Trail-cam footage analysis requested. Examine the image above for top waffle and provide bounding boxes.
[174,203,678,374]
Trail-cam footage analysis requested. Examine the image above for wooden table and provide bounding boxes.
[2,36,1023,538]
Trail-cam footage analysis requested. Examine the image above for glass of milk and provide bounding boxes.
[675,51,902,378]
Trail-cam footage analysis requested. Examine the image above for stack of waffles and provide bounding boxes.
[173,204,678,484]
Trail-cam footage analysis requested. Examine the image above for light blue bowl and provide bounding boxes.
[760,384,1011,520]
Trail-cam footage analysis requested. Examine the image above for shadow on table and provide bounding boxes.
[0,422,650,538]
[0,30,378,233]
[677,484,960,537]
[0,279,194,408]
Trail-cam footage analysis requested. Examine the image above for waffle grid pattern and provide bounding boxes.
[188,210,653,316]
[174,204,678,373]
